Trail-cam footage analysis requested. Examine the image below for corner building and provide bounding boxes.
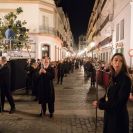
[0,0,73,61]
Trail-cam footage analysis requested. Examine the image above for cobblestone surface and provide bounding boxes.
[0,67,133,133]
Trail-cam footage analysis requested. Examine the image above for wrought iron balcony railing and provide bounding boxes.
[39,26,57,36]
[39,26,64,42]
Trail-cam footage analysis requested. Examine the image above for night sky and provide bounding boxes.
[57,0,95,45]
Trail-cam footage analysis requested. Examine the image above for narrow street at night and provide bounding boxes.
[0,0,133,133]
[0,67,133,133]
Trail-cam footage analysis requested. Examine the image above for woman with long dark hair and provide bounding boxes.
[93,53,132,133]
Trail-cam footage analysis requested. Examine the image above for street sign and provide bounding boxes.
[128,49,133,57]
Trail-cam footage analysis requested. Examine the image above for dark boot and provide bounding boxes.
[41,103,46,116]
[9,107,16,114]
[49,113,53,118]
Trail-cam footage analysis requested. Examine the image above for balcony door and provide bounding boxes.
[42,44,50,58]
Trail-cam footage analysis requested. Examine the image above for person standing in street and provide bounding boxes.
[57,60,65,85]
[38,56,55,118]
[0,56,16,114]
[93,53,132,133]
[24,58,32,95]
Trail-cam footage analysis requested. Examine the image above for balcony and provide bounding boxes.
[100,15,109,31]
[63,41,68,48]
[98,35,112,47]
[39,26,64,41]
[39,26,57,36]
[101,0,108,11]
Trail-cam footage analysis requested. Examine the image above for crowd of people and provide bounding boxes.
[0,53,133,133]
[0,56,85,117]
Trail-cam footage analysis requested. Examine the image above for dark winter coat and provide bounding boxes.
[38,66,55,104]
[57,63,65,76]
[0,63,11,90]
[98,72,131,133]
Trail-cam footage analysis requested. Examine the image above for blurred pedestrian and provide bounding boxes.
[57,60,65,85]
[0,56,16,114]
[24,58,32,95]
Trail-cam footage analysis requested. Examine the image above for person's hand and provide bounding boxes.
[39,68,46,74]
[92,100,98,108]
[129,93,133,101]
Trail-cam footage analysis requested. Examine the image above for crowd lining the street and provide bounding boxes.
[0,54,133,133]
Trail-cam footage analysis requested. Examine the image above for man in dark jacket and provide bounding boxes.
[0,56,15,113]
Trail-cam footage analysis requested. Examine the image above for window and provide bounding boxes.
[101,53,102,60]
[106,52,108,62]
[120,19,124,40]
[103,52,105,61]
[121,48,124,53]
[42,44,50,57]
[116,23,119,42]
[116,48,124,53]
[42,16,49,27]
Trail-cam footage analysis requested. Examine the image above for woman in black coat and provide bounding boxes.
[38,57,55,118]
[93,53,132,133]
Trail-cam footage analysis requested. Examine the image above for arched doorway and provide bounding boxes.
[42,44,50,58]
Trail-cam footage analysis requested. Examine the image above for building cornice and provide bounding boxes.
[40,1,55,8]
[0,0,56,8]
[29,32,63,43]
[0,0,57,14]
[0,0,39,3]
[0,9,16,12]
[39,8,54,14]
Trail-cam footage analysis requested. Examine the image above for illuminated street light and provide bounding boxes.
[90,41,95,59]
[77,48,87,56]
[90,41,95,48]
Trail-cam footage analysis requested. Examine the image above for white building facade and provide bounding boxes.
[87,0,133,67]
[0,0,73,61]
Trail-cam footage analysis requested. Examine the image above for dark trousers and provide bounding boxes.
[41,102,54,114]
[0,88,15,110]
[25,76,32,93]
[57,75,64,84]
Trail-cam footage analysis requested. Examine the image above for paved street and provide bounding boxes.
[0,67,133,133]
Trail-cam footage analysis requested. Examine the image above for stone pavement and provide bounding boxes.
[0,67,133,133]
